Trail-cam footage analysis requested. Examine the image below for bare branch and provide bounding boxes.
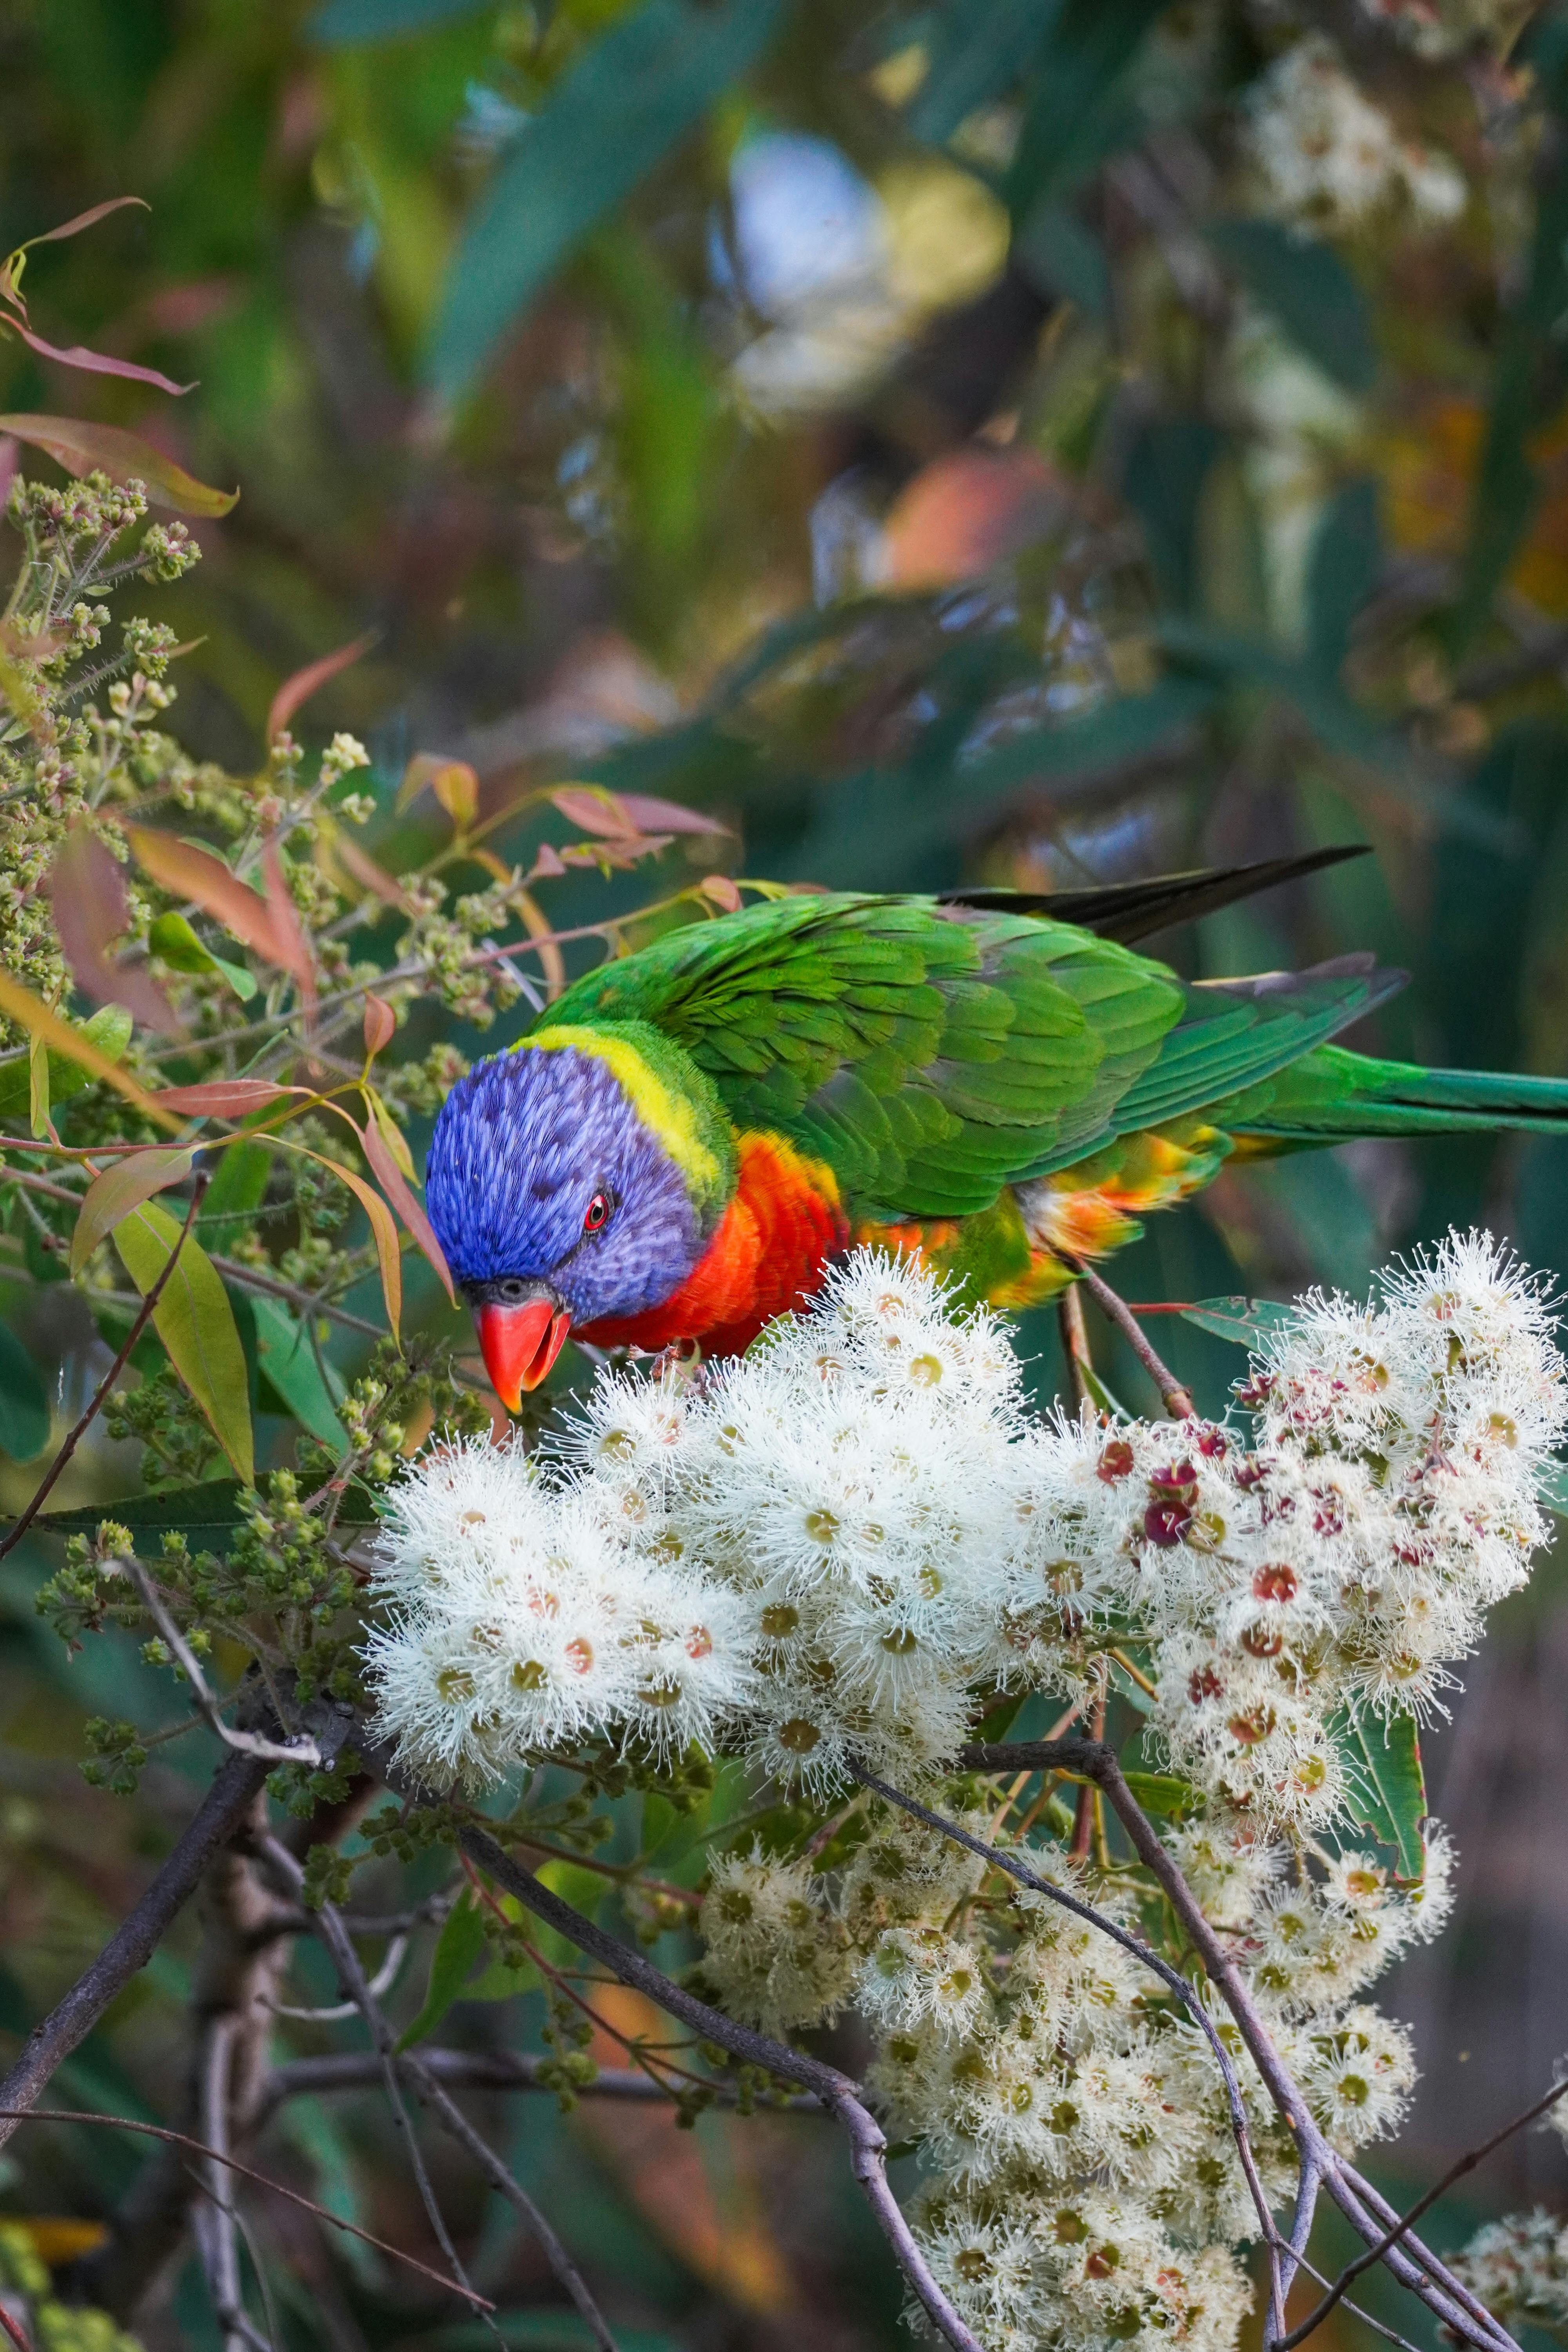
[0,1166,211,1560]
[252,1836,486,2329]
[1062,1257,1194,1419]
[0,2107,494,2308]
[253,2047,821,2125]
[123,1558,323,1769]
[0,1748,270,2150]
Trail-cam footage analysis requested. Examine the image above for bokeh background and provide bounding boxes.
[5,0,1568,2345]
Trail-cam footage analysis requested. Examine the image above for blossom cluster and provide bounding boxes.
[1456,2210,1568,2343]
[1242,33,1466,234]
[364,1232,1562,2352]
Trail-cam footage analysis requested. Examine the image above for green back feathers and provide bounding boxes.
[535,895,1401,1220]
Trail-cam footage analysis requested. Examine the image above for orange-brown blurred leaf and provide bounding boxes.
[548,784,640,838]
[127,829,312,995]
[880,446,1068,589]
[292,1144,402,1337]
[332,831,413,913]
[515,886,566,998]
[153,1079,306,1116]
[617,790,730,837]
[397,753,477,827]
[0,414,236,515]
[49,825,181,1034]
[261,840,316,1003]
[700,873,742,913]
[265,629,377,745]
[3,319,194,397]
[20,195,150,251]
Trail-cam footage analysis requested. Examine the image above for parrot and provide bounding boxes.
[424,849,1568,1410]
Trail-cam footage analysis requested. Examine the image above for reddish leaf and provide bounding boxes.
[332,832,412,912]
[0,437,18,513]
[432,762,479,831]
[128,829,278,957]
[297,1147,402,1338]
[347,1098,454,1304]
[397,752,477,822]
[528,841,567,882]
[363,995,396,1058]
[152,1080,307,1116]
[261,840,316,1003]
[70,1146,196,1276]
[548,785,638,838]
[0,414,236,516]
[48,825,181,1034]
[616,791,730,837]
[265,629,377,745]
[701,874,742,913]
[3,319,194,397]
[21,196,151,250]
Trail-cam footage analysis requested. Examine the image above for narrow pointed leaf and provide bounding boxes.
[128,829,304,983]
[18,196,151,250]
[3,319,194,397]
[71,1146,196,1275]
[0,415,236,515]
[1180,1297,1298,1349]
[266,630,377,745]
[0,1323,49,1462]
[113,1200,254,1483]
[250,1294,347,1447]
[1329,1705,1427,1882]
[348,1102,454,1302]
[293,1147,402,1336]
[152,1080,307,1118]
[49,824,181,1033]
[261,840,316,1000]
[395,1893,490,2051]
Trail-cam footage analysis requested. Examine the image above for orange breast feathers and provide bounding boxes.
[575,1133,848,1359]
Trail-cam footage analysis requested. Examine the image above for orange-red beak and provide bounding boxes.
[475,1297,572,1410]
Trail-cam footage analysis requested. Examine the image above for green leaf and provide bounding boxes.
[1078,1357,1134,1422]
[0,1004,134,1127]
[1123,419,1223,610]
[1307,477,1382,681]
[308,0,488,38]
[149,911,256,1000]
[907,0,1060,147]
[395,1893,490,2049]
[1004,0,1169,218]
[1122,1770,1204,1822]
[0,1322,49,1461]
[1013,200,1111,318]
[428,0,787,404]
[1330,1705,1427,1882]
[196,1136,271,1244]
[113,1200,254,1485]
[1205,220,1376,393]
[250,1294,347,1447]
[1180,1296,1297,1349]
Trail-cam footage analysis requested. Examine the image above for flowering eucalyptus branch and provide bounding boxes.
[123,1557,324,1769]
[956,1740,1515,2352]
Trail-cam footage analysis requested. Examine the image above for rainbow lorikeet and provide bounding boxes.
[425,854,1568,1408]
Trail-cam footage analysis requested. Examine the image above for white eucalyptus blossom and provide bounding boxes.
[1243,35,1466,233]
[361,1232,1563,2352]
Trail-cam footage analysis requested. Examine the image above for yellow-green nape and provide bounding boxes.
[517,1019,737,1213]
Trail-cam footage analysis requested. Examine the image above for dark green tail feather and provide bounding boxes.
[1218,1043,1568,1148]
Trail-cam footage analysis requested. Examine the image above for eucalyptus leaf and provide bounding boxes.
[1330,1705,1427,1882]
[113,1200,255,1485]
[250,1294,348,1447]
[428,0,787,403]
[0,1321,49,1461]
[308,0,488,37]
[1179,1296,1296,1349]
[396,1894,489,2050]
[1205,220,1376,393]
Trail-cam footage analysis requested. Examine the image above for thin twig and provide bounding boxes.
[1278,2071,1568,2350]
[1063,1257,1194,1418]
[0,1749,271,2149]
[0,1167,211,1559]
[0,2110,493,2306]
[0,2307,31,2352]
[252,2048,816,2125]
[254,1837,488,2334]
[1057,1283,1092,1414]
[122,1559,323,1769]
[266,1932,407,2020]
[195,2016,270,2352]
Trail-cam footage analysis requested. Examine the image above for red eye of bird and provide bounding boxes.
[583,1190,611,1234]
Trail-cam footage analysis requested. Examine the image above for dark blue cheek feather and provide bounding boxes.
[425,1045,715,1325]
